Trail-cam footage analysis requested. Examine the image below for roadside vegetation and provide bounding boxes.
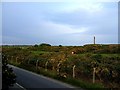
[2,43,120,89]
[2,54,16,89]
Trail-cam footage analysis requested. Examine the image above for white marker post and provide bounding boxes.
[73,65,76,78]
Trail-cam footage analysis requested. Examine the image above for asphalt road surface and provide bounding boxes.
[9,65,82,89]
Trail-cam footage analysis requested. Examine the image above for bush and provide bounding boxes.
[2,55,16,89]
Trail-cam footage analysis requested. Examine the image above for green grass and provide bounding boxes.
[60,78,104,89]
[100,54,119,57]
[77,53,119,57]
[31,51,51,55]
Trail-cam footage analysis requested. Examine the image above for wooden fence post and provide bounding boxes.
[28,59,30,64]
[36,60,38,70]
[11,56,13,63]
[73,65,76,78]
[57,62,61,74]
[16,57,18,63]
[45,61,48,71]
[93,67,96,83]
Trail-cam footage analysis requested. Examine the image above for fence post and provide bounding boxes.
[7,55,9,60]
[57,62,61,74]
[93,67,96,83]
[16,57,18,63]
[22,57,25,62]
[45,61,48,71]
[73,65,76,78]
[6,57,8,62]
[11,56,13,63]
[21,57,24,63]
[36,60,38,70]
[28,59,30,64]
[11,56,13,60]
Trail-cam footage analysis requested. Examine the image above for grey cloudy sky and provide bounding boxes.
[2,1,118,46]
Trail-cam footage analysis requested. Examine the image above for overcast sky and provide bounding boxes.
[2,1,118,46]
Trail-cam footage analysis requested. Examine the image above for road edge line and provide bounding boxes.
[16,83,26,90]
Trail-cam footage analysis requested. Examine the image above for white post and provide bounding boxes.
[45,61,48,71]
[16,57,18,63]
[57,62,61,74]
[36,60,38,69]
[73,65,76,78]
[93,67,96,83]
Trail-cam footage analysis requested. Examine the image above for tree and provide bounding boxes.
[59,45,62,47]
[2,54,16,90]
[34,44,38,47]
[39,43,51,46]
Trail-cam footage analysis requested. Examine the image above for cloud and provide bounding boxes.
[39,21,88,34]
[56,2,103,13]
[45,2,117,35]
[2,2,118,45]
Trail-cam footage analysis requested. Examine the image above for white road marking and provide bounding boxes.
[16,83,26,90]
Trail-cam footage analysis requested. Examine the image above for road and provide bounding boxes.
[9,65,81,89]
